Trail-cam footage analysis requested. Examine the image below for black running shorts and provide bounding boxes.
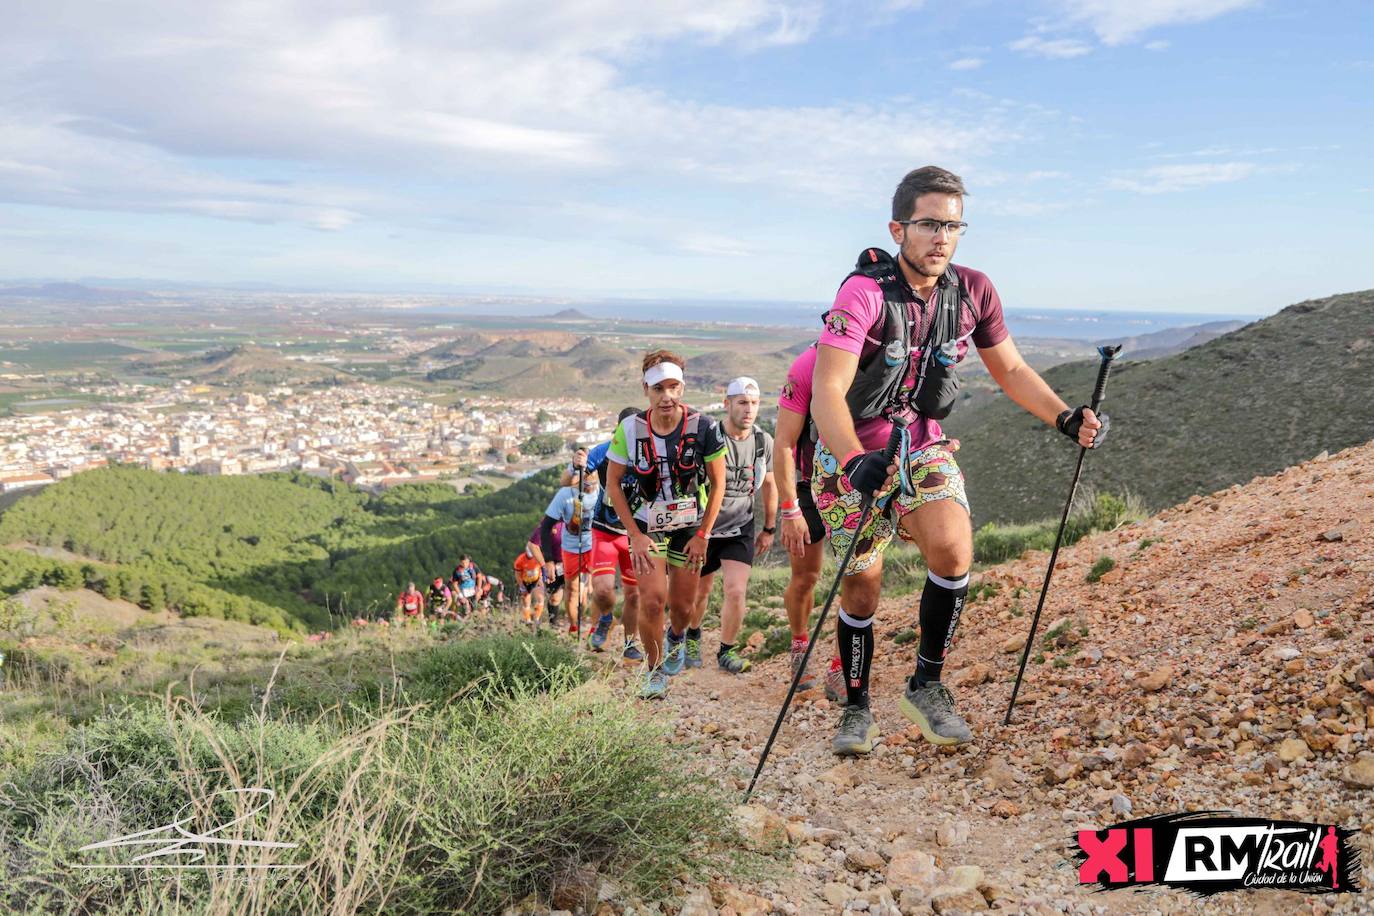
[797,483,826,546]
[701,529,755,575]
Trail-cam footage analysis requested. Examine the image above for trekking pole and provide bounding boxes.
[744,420,907,803]
[1004,345,1122,725]
[576,458,587,639]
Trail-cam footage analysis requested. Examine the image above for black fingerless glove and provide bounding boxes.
[1056,406,1111,447]
[843,450,890,493]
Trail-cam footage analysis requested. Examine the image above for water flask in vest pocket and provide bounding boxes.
[883,338,909,368]
[934,338,960,367]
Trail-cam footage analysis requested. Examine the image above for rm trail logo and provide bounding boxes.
[76,788,302,870]
[1075,812,1360,896]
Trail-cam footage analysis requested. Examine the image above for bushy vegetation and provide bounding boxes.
[0,631,741,916]
[0,466,562,631]
[402,633,584,705]
[972,491,1144,565]
[0,547,300,632]
[1086,555,1117,583]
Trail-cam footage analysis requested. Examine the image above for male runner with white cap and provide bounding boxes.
[686,376,776,674]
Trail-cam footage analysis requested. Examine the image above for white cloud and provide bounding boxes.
[1011,0,1254,59]
[1010,35,1094,59]
[950,57,984,70]
[1107,162,1260,194]
[1054,0,1259,45]
[0,1,1046,235]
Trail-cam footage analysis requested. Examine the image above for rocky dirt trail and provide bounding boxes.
[602,442,1374,915]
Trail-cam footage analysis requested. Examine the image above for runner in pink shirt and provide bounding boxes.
[812,166,1110,758]
[775,345,844,699]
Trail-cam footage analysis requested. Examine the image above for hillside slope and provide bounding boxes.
[629,440,1374,913]
[0,466,561,629]
[945,288,1374,524]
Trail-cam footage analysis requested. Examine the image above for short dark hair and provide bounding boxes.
[892,166,968,221]
[617,406,637,423]
[641,349,686,374]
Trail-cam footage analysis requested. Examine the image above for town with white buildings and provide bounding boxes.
[0,381,610,494]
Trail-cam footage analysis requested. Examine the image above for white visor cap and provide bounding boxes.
[644,361,685,386]
[725,376,760,397]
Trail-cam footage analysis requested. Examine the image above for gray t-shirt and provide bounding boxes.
[712,427,773,538]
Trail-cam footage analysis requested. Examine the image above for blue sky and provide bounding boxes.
[1,0,1370,315]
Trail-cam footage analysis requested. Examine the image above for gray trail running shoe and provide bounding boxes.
[639,667,669,700]
[823,657,844,704]
[717,646,751,674]
[899,681,973,745]
[589,615,612,651]
[622,640,644,663]
[684,636,703,669]
[662,630,687,676]
[789,641,817,691]
[831,704,879,756]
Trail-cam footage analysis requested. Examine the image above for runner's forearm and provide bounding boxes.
[762,474,778,527]
[605,463,644,539]
[812,345,863,459]
[775,448,798,503]
[773,407,804,503]
[996,362,1071,426]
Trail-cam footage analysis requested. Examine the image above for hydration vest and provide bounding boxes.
[621,409,705,512]
[744,428,767,495]
[568,482,585,536]
[832,248,970,422]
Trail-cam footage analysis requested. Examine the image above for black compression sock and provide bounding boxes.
[911,570,970,690]
[837,608,874,708]
[686,627,702,641]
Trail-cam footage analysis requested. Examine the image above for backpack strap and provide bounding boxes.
[752,428,766,495]
[837,248,909,361]
[675,411,702,473]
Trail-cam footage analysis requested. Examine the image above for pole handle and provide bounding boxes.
[1090,345,1122,413]
[882,418,907,463]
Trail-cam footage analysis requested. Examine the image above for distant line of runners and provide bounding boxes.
[393,553,505,625]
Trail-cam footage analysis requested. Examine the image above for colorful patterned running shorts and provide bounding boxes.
[811,438,969,575]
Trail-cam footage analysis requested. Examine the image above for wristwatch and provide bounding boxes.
[762,526,776,534]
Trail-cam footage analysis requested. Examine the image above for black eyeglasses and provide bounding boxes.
[897,219,968,238]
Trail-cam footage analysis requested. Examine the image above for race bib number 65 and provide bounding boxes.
[647,497,699,532]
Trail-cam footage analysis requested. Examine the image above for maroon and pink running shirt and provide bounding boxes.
[779,264,1010,478]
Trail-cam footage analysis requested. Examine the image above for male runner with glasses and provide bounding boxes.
[812,165,1109,755]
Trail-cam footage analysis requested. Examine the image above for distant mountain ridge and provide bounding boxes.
[132,344,352,384]
[1094,319,1249,360]
[946,288,1374,525]
[0,282,143,303]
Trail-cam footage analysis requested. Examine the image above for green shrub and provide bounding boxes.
[967,580,1000,602]
[0,672,733,915]
[893,628,917,646]
[405,678,733,913]
[974,491,1145,566]
[1085,556,1116,583]
[760,625,793,660]
[403,634,584,705]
